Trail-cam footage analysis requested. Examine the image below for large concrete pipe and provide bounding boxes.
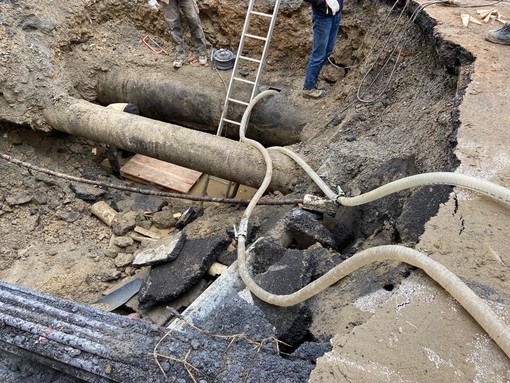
[95,69,307,147]
[43,99,303,192]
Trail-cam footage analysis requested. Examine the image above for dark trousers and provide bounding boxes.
[162,0,207,60]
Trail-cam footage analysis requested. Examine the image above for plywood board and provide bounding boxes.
[120,154,201,193]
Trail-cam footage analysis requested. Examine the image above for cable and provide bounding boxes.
[320,0,447,136]
[0,152,303,206]
[356,0,447,104]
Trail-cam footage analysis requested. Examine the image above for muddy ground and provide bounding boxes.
[1,0,508,381]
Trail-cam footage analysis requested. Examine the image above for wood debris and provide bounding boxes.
[477,9,496,19]
[461,13,470,27]
[134,225,162,239]
[461,9,507,27]
[476,9,507,24]
[469,16,482,25]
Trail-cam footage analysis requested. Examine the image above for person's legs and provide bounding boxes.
[162,1,186,63]
[180,0,208,58]
[304,12,334,91]
[323,12,342,65]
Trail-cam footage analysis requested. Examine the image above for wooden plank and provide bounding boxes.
[120,154,201,193]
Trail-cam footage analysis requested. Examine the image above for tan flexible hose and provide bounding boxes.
[337,172,510,206]
[237,91,510,359]
[237,241,510,357]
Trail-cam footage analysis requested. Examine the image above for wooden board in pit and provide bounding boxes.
[120,154,202,194]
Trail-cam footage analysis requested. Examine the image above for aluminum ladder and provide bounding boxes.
[217,0,282,137]
[210,0,282,198]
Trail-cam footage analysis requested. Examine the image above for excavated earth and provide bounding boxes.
[0,0,509,381]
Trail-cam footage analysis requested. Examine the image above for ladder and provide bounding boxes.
[217,0,282,137]
[203,0,282,199]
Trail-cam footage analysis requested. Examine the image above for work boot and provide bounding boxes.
[198,55,208,66]
[173,57,184,68]
[486,22,510,45]
[302,88,324,99]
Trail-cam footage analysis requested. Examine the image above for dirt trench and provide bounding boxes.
[0,0,471,381]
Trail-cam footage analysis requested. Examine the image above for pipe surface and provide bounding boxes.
[96,70,307,147]
[43,99,302,192]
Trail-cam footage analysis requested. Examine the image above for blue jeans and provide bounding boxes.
[303,11,342,90]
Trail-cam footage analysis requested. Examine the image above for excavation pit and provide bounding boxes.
[1,0,509,381]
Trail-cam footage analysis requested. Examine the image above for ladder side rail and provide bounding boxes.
[217,0,258,137]
[250,0,283,100]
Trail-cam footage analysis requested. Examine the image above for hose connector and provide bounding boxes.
[336,185,345,197]
[235,219,249,239]
[333,185,346,205]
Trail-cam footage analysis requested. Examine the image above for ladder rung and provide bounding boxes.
[233,77,256,85]
[250,10,273,18]
[245,33,267,41]
[223,118,242,126]
[228,98,250,106]
[238,55,261,64]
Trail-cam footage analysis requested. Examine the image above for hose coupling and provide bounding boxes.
[235,220,249,239]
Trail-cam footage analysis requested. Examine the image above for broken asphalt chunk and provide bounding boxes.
[115,189,166,212]
[138,235,230,308]
[175,207,201,229]
[251,249,314,346]
[250,237,287,274]
[287,208,338,249]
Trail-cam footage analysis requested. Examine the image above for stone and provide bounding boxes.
[69,183,105,202]
[133,231,186,267]
[152,210,177,229]
[111,211,137,236]
[32,191,48,205]
[5,195,32,206]
[112,235,134,248]
[21,16,56,33]
[56,211,81,223]
[114,253,135,268]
